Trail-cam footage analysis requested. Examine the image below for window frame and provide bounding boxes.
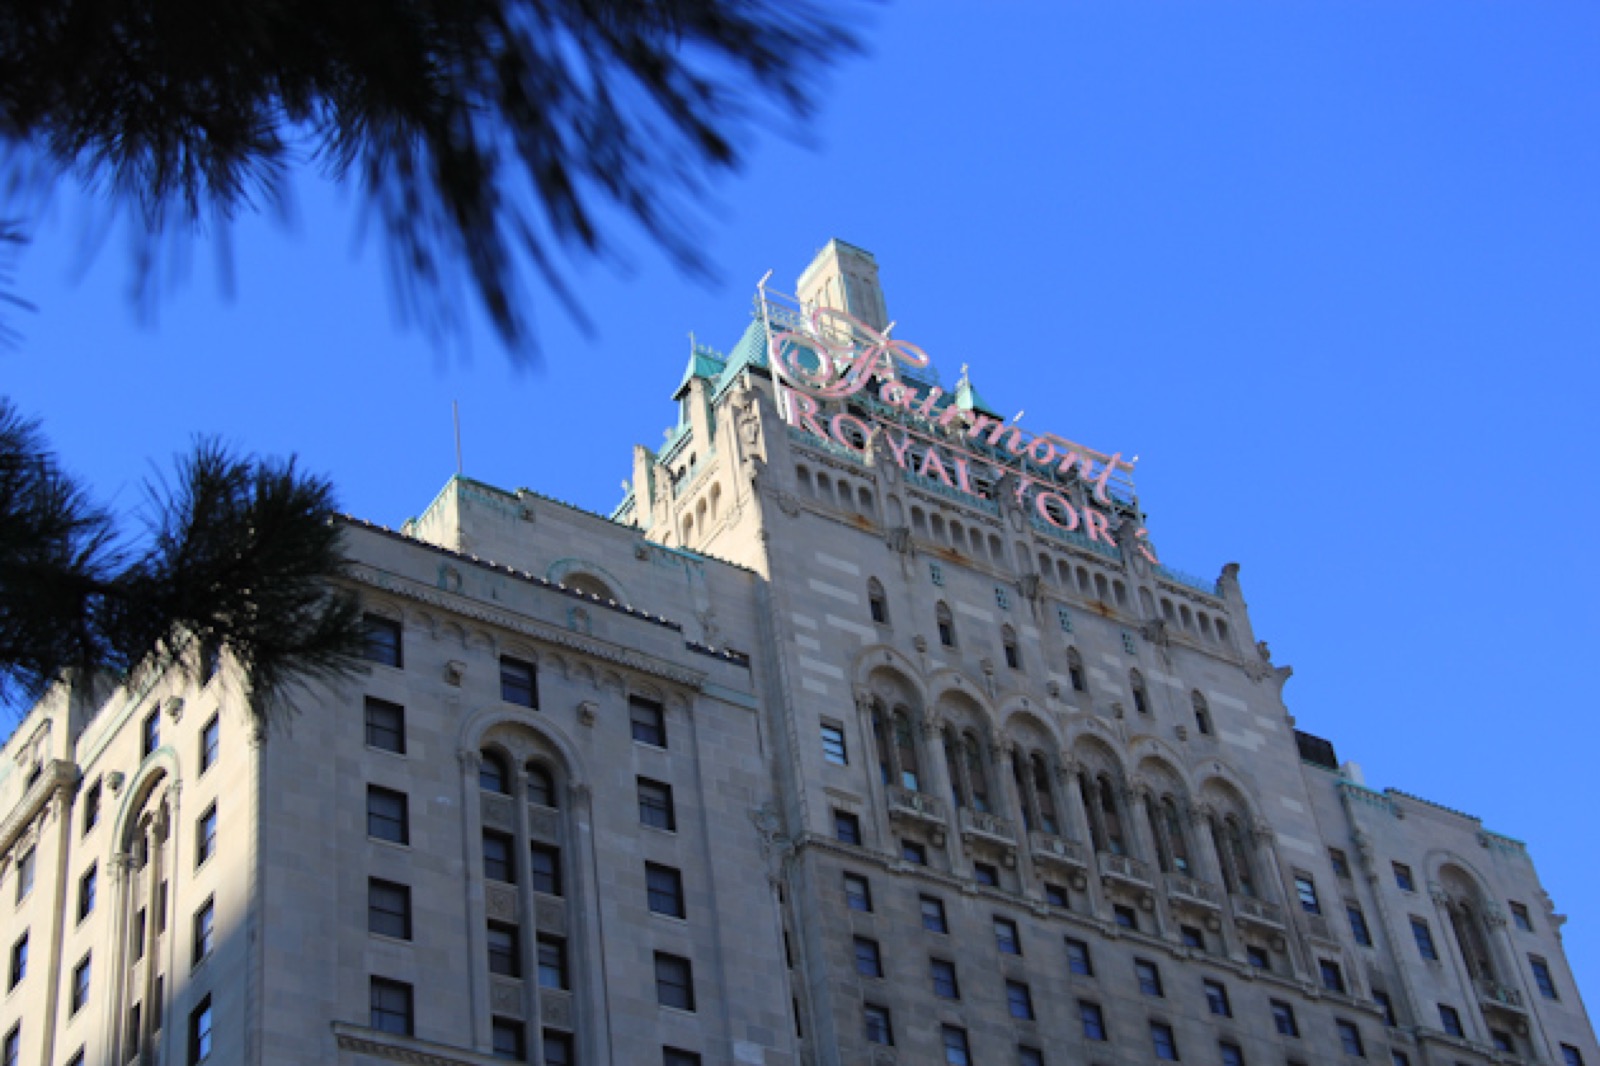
[921,895,948,933]
[1205,978,1232,1017]
[188,994,214,1063]
[368,878,412,940]
[1079,1000,1107,1041]
[853,936,884,978]
[482,829,515,884]
[844,873,873,913]
[1271,999,1300,1037]
[1065,937,1094,977]
[821,721,848,766]
[638,777,676,831]
[834,809,862,845]
[630,695,667,747]
[864,1003,894,1046]
[363,614,403,667]
[1006,979,1035,1021]
[538,935,570,990]
[196,803,218,867]
[529,842,562,897]
[363,698,405,754]
[1135,958,1164,997]
[930,957,960,1000]
[365,786,409,845]
[499,655,538,708]
[994,916,1022,955]
[191,897,215,967]
[654,951,695,1011]
[1150,1021,1179,1061]
[646,862,686,919]
[487,921,521,978]
[369,976,414,1036]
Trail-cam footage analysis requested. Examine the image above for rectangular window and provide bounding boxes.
[646,863,686,918]
[1006,980,1035,1020]
[78,864,97,921]
[1272,999,1300,1037]
[1065,937,1093,976]
[1562,1045,1585,1066]
[1057,606,1073,632]
[821,722,848,765]
[1329,847,1350,879]
[368,879,411,939]
[1045,883,1070,908]
[370,977,413,1035]
[1438,1004,1463,1037]
[853,937,883,978]
[1510,901,1533,931]
[192,898,214,966]
[1113,904,1138,930]
[1411,918,1437,960]
[1205,979,1231,1017]
[83,780,101,835]
[1348,903,1373,946]
[363,614,402,667]
[196,804,217,867]
[994,917,1021,955]
[1337,1019,1365,1057]
[1392,862,1414,892]
[142,709,161,757]
[1491,1030,1514,1053]
[942,1025,971,1066]
[487,922,521,977]
[1295,875,1321,914]
[1151,1021,1179,1061]
[930,562,944,586]
[1220,1042,1245,1066]
[541,1030,572,1066]
[1247,945,1270,971]
[366,786,409,844]
[864,1004,894,1046]
[1374,989,1397,1026]
[1531,957,1558,999]
[529,843,562,896]
[483,830,514,883]
[654,952,694,1010]
[1020,1047,1045,1066]
[491,1019,525,1060]
[133,909,146,961]
[664,1051,702,1066]
[637,777,676,831]
[14,848,33,903]
[200,714,220,772]
[1180,925,1205,949]
[995,586,1011,609]
[974,861,999,887]
[70,954,90,1014]
[1321,958,1346,993]
[921,896,948,933]
[2,1026,16,1066]
[188,994,213,1063]
[538,936,569,990]
[500,656,538,708]
[930,958,960,999]
[363,698,405,754]
[630,696,666,746]
[1121,632,1136,655]
[1392,1053,1410,1066]
[834,810,862,845]
[901,840,927,865]
[1079,1000,1106,1041]
[1136,958,1164,996]
[7,932,24,989]
[844,874,872,913]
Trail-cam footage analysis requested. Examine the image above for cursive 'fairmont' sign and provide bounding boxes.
[764,300,1158,563]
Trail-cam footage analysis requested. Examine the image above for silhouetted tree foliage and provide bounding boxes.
[0,0,859,355]
[0,399,366,721]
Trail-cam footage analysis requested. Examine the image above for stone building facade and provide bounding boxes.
[1,241,1595,1066]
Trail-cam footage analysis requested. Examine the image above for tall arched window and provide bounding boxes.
[1210,815,1257,897]
[1067,648,1086,693]
[868,578,889,625]
[1097,775,1126,854]
[893,710,921,790]
[1130,670,1150,715]
[1162,798,1191,874]
[1032,755,1060,835]
[1002,626,1021,670]
[964,733,991,812]
[480,751,511,794]
[871,704,893,786]
[527,762,557,808]
[1192,691,1212,736]
[936,602,956,648]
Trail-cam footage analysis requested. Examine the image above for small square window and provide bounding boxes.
[1180,925,1204,949]
[1510,901,1533,932]
[142,710,161,758]
[1205,979,1231,1016]
[538,936,569,990]
[655,952,695,1010]
[77,864,97,921]
[492,1019,526,1060]
[1079,1000,1106,1040]
[1348,903,1373,946]
[370,977,413,1035]
[487,922,520,977]
[188,994,214,1063]
[541,1030,573,1066]
[853,937,883,978]
[1247,945,1271,970]
[1411,918,1438,961]
[196,804,218,867]
[844,874,872,913]
[834,810,862,845]
[1151,1021,1179,1061]
[1374,989,1397,1026]
[1113,904,1138,930]
[1045,883,1069,907]
[942,1025,971,1066]
[994,917,1021,955]
[921,896,948,933]
[1337,1019,1365,1057]
[500,656,538,708]
[1438,1004,1463,1037]
[1295,875,1321,914]
[974,861,999,886]
[200,714,220,772]
[901,840,927,865]
[864,1004,894,1046]
[930,958,960,999]
[1329,847,1350,879]
[1562,1045,1585,1066]
[363,614,403,667]
[1220,1042,1245,1066]
[646,863,686,918]
[1490,1030,1514,1053]
[368,879,411,940]
[631,696,667,746]
[191,898,215,966]
[1530,956,1558,999]
[1006,980,1035,1020]
[1392,862,1414,892]
[483,830,515,883]
[1136,958,1164,996]
[1065,937,1093,976]
[364,698,405,754]
[637,777,676,831]
[1321,958,1346,993]
[1272,999,1299,1037]
[821,722,848,766]
[366,786,409,845]
[1020,1047,1044,1066]
[530,843,562,896]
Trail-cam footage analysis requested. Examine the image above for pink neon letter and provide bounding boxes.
[1083,507,1117,546]
[781,386,829,440]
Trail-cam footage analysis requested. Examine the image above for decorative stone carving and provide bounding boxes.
[885,526,911,554]
[444,660,466,686]
[485,883,518,921]
[490,977,523,1016]
[536,897,568,935]
[540,991,573,1029]
[164,696,185,722]
[577,701,597,727]
[480,793,515,831]
[527,807,561,841]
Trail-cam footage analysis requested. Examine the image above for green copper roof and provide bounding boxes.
[952,366,1001,418]
[674,344,727,398]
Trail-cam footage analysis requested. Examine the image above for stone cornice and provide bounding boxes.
[347,564,708,692]
[0,758,77,861]
[331,1022,506,1066]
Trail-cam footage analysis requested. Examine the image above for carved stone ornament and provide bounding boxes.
[577,701,597,727]
[485,882,518,921]
[1140,619,1169,648]
[164,696,185,723]
[775,492,800,518]
[886,526,912,554]
[749,803,792,862]
[1046,680,1061,699]
[1018,573,1042,602]
[912,634,928,653]
[444,660,466,686]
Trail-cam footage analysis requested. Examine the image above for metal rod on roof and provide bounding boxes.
[453,400,463,476]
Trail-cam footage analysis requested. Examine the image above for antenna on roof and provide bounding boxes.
[453,400,463,477]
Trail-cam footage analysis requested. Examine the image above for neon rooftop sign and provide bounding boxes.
[757,289,1158,563]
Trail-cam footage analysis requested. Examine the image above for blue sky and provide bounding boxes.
[6,0,1599,1005]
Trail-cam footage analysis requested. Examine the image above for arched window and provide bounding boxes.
[964,733,991,813]
[1097,775,1127,855]
[527,763,557,808]
[868,578,889,625]
[1162,797,1191,874]
[1078,773,1105,852]
[1192,691,1212,736]
[1130,670,1150,715]
[1067,648,1086,693]
[1210,815,1257,898]
[1002,625,1021,670]
[871,703,893,786]
[944,731,968,810]
[1032,755,1060,835]
[480,751,510,794]
[893,710,921,791]
[936,602,956,648]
